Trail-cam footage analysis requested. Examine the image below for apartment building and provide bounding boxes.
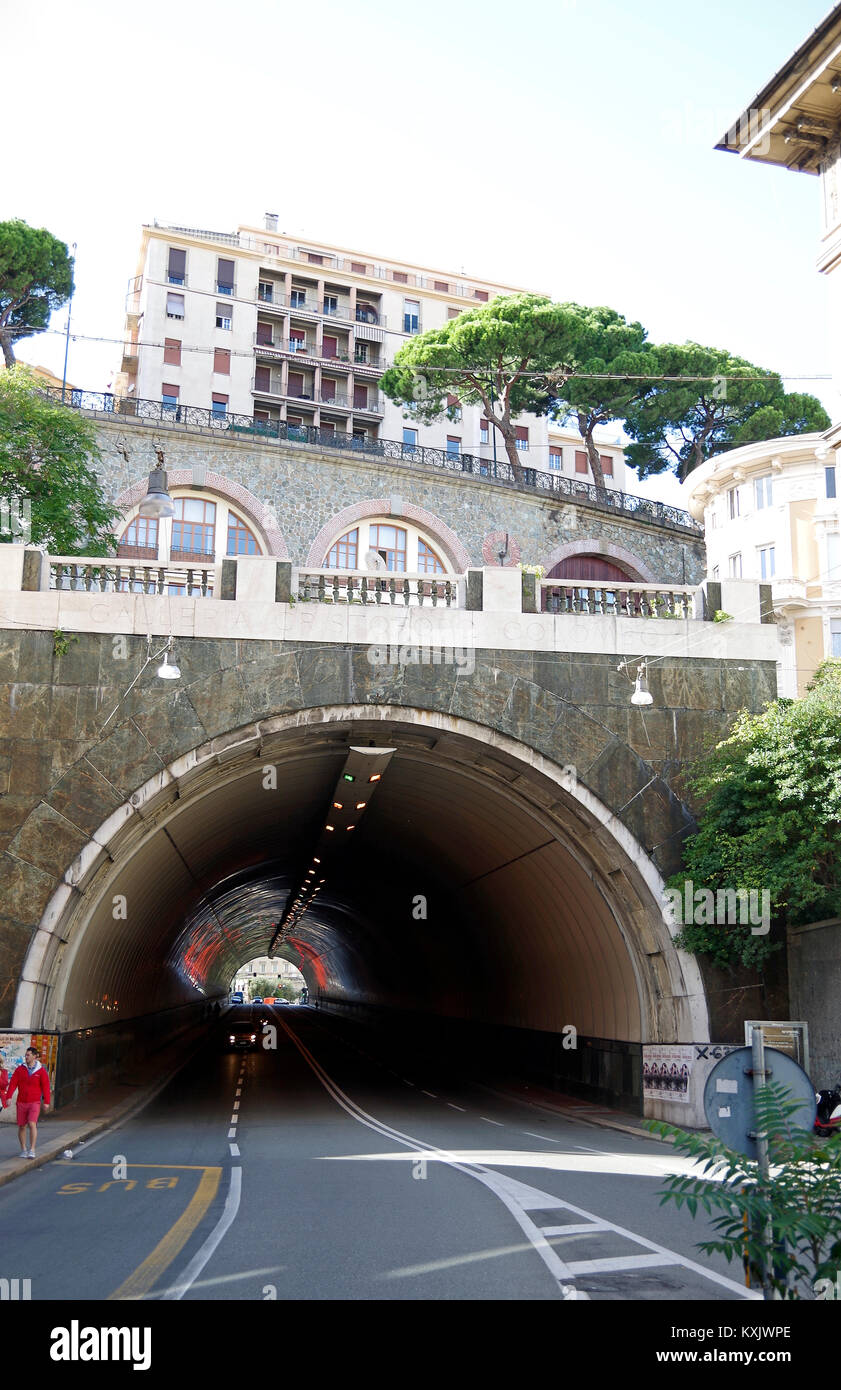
[685,434,840,696]
[115,215,627,490]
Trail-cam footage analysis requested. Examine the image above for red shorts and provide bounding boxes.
[16,1102,40,1126]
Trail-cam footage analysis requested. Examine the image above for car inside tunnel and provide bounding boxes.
[22,708,710,1113]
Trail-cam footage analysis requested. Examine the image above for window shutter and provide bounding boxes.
[434,280,449,292]
[212,393,228,405]
[254,366,271,392]
[168,247,186,278]
[214,348,231,374]
[256,322,273,345]
[600,453,613,476]
[575,451,588,474]
[288,372,305,395]
[515,426,529,441]
[162,382,180,398]
[217,258,235,288]
[164,338,181,365]
[473,288,489,301]
[166,292,185,316]
[351,261,366,274]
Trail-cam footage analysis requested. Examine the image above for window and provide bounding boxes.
[447,394,462,422]
[827,466,837,499]
[729,553,742,578]
[754,474,773,509]
[710,507,719,529]
[258,281,274,303]
[575,450,588,474]
[549,447,562,471]
[356,303,378,325]
[322,335,338,358]
[288,371,306,397]
[473,288,489,302]
[256,322,273,346]
[446,435,461,456]
[323,294,338,315]
[326,527,358,568]
[353,384,368,409]
[712,565,720,580]
[480,420,489,444]
[254,366,272,392]
[290,288,307,309]
[162,383,180,412]
[166,291,185,319]
[403,299,420,334]
[216,304,232,330]
[515,426,529,452]
[832,619,841,658]
[352,428,367,445]
[227,512,261,556]
[757,544,775,580]
[167,247,186,285]
[118,515,159,558]
[321,378,336,402]
[393,270,408,284]
[214,348,230,375]
[351,261,366,275]
[434,280,449,293]
[600,454,614,477]
[212,392,228,419]
[354,342,368,363]
[164,338,181,366]
[728,486,740,519]
[172,497,216,559]
[447,307,460,320]
[369,523,407,571]
[417,538,445,573]
[403,427,418,448]
[289,329,306,352]
[216,259,235,295]
[307,252,324,265]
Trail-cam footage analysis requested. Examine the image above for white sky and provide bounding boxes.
[3,0,835,509]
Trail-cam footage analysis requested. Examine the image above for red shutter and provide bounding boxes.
[515,426,529,441]
[447,307,460,319]
[288,372,305,395]
[447,394,459,408]
[162,382,179,398]
[214,348,230,374]
[212,392,228,405]
[575,451,588,474]
[254,366,271,392]
[600,453,614,476]
[321,379,336,401]
[164,338,181,365]
[434,280,449,292]
[473,289,489,301]
[351,261,366,274]
[256,322,273,345]
[353,384,367,408]
[392,270,408,284]
[322,335,338,358]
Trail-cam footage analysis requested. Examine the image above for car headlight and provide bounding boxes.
[250,1035,256,1042]
[229,1035,235,1043]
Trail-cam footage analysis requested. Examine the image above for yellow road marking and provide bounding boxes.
[106,1166,222,1301]
[56,1162,212,1169]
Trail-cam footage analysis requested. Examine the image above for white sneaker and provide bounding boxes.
[24,1150,35,1159]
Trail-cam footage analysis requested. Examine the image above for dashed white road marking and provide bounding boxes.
[229,1144,240,1157]
[230,1113,238,1125]
[523,1131,559,1142]
[564,1253,680,1276]
[227,1128,237,1139]
[448,1103,466,1112]
[481,1117,504,1126]
[421,1090,437,1099]
[233,1100,240,1111]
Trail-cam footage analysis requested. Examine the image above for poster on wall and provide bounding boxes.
[643,1044,694,1102]
[0,1032,59,1124]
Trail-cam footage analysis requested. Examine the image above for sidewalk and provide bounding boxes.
[0,1026,207,1190]
[483,1077,673,1141]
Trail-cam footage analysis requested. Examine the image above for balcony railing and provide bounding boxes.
[540,579,699,618]
[297,568,459,607]
[42,387,703,535]
[50,557,216,597]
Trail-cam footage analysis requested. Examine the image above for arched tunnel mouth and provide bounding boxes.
[24,707,709,1112]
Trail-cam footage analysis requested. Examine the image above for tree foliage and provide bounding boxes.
[0,367,118,554]
[649,1083,841,1300]
[623,343,830,481]
[669,660,841,969]
[380,294,579,482]
[543,303,650,489]
[0,220,74,368]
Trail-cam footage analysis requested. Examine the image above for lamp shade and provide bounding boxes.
[139,468,175,518]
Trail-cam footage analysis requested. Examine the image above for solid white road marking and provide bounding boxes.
[565,1253,680,1276]
[163,1167,242,1300]
[523,1131,559,1142]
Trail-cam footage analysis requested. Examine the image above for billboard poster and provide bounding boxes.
[0,1032,59,1123]
[642,1044,694,1102]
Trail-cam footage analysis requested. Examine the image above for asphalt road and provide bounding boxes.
[0,1007,759,1302]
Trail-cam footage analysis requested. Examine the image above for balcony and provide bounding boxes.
[351,393,385,416]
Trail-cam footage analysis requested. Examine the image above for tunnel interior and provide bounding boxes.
[31,711,705,1109]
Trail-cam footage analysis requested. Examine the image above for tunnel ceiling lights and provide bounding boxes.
[269,745,396,952]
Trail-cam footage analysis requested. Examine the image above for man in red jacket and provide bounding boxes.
[6,1046,51,1159]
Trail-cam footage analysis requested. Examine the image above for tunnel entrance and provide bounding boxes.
[17,707,709,1112]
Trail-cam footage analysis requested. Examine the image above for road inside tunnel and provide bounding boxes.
[20,707,711,1109]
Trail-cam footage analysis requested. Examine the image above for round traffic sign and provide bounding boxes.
[702,1047,815,1159]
